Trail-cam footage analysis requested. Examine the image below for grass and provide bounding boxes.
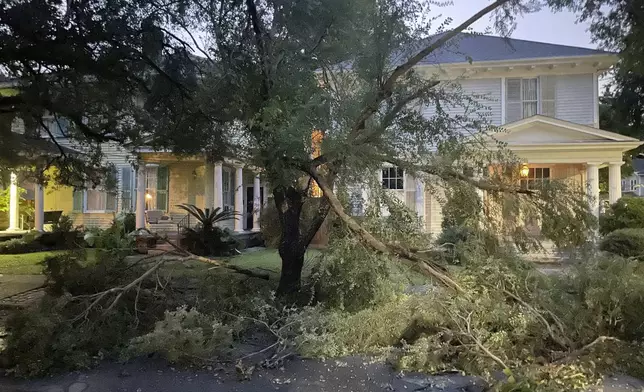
[0,250,68,275]
[228,248,322,276]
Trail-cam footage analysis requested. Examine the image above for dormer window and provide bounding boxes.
[506,76,556,123]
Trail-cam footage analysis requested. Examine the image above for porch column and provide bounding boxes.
[414,178,424,220]
[135,166,146,229]
[7,172,19,231]
[234,166,244,232]
[608,161,624,204]
[214,162,223,211]
[586,162,601,219]
[34,183,44,232]
[204,163,214,209]
[252,174,261,232]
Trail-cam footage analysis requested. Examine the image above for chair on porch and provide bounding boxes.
[145,210,172,224]
[43,210,63,231]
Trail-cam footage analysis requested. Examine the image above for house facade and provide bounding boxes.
[3,34,643,238]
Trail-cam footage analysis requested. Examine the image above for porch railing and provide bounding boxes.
[176,214,190,234]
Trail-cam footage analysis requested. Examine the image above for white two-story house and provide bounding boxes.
[3,33,642,238]
[378,33,642,236]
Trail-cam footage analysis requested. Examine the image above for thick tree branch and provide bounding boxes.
[348,0,512,140]
[308,167,463,292]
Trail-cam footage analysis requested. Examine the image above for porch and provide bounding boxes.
[133,153,268,235]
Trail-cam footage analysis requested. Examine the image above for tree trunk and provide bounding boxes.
[273,183,331,295]
[274,186,306,295]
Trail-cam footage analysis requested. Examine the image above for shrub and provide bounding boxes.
[599,228,644,258]
[0,229,80,254]
[126,306,233,363]
[0,237,44,254]
[260,201,281,248]
[177,205,239,255]
[600,197,644,235]
[435,226,500,264]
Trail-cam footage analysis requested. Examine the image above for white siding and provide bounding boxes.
[555,73,595,126]
[422,78,503,127]
[424,188,444,237]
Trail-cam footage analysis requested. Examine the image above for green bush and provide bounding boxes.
[600,197,644,235]
[599,228,644,258]
[126,306,233,363]
[0,229,80,254]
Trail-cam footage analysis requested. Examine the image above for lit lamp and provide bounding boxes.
[519,163,530,178]
[145,193,152,200]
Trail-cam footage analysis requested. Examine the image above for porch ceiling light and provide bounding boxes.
[519,163,530,178]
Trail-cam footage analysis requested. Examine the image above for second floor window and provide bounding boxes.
[506,76,556,123]
[382,166,404,190]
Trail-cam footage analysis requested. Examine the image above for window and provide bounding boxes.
[86,188,117,212]
[506,77,556,122]
[41,116,69,138]
[520,167,550,190]
[622,180,626,190]
[120,167,135,212]
[145,165,169,211]
[222,167,234,211]
[382,166,404,190]
[630,179,637,191]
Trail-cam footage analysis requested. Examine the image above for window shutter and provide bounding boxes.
[72,189,84,212]
[506,78,522,123]
[120,167,132,211]
[540,75,556,117]
[156,166,169,211]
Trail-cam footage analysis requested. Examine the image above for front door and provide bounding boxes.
[246,186,264,230]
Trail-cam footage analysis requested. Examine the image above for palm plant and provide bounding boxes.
[176,204,239,256]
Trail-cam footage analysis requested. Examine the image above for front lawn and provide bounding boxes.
[0,251,67,275]
[228,248,322,276]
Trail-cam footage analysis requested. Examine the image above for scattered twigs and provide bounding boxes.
[453,310,510,370]
[73,235,270,321]
[74,254,170,321]
[553,336,622,365]
[224,311,295,367]
[502,288,570,350]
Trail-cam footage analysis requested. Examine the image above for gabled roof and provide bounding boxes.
[407,33,611,66]
[499,115,640,143]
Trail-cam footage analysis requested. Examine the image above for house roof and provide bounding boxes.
[406,33,611,66]
[500,115,640,143]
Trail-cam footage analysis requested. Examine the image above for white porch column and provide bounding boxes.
[7,172,19,231]
[234,166,244,232]
[34,184,44,232]
[135,167,146,229]
[204,163,214,209]
[608,161,624,204]
[586,162,601,219]
[414,178,425,221]
[252,174,261,232]
[214,163,223,211]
